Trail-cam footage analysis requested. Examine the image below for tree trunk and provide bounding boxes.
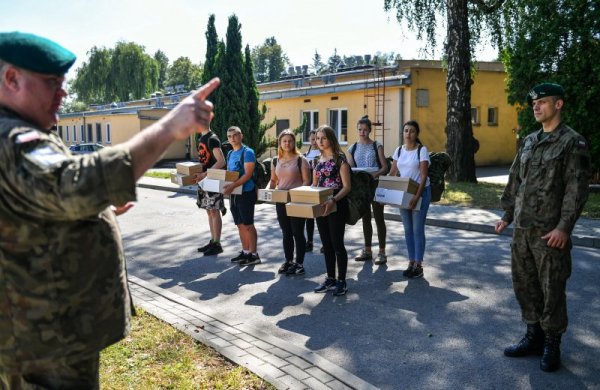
[445,0,477,182]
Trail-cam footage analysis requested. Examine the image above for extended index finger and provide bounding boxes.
[193,77,221,101]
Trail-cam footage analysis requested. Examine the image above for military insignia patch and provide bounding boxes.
[27,146,68,166]
[529,90,538,100]
[578,140,587,149]
[15,131,41,144]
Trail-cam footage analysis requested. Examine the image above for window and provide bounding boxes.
[58,125,63,139]
[301,110,319,142]
[276,119,289,137]
[80,125,86,142]
[416,89,429,107]
[96,123,102,143]
[329,108,348,143]
[471,107,480,125]
[87,124,93,142]
[487,107,498,126]
[65,125,70,141]
[105,123,111,143]
[72,125,77,142]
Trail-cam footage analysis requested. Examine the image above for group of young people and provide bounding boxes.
[194,116,433,297]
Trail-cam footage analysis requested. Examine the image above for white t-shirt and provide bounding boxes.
[393,145,430,186]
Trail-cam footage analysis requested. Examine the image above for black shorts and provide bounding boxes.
[230,190,257,225]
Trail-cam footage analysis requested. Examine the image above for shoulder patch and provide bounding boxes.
[578,140,588,149]
[26,145,68,167]
[15,131,41,144]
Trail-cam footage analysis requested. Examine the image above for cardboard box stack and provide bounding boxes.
[170,162,203,187]
[374,176,422,209]
[201,169,241,195]
[286,186,336,218]
[257,189,290,204]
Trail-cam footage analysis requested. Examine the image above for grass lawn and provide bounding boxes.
[100,309,274,390]
[442,181,600,219]
[144,171,171,179]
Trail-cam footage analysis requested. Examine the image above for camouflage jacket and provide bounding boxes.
[0,106,136,372]
[501,122,591,233]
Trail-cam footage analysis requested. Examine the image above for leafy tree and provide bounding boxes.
[245,44,274,156]
[327,48,343,73]
[201,14,219,84]
[110,41,159,101]
[312,50,326,74]
[60,99,88,113]
[154,50,169,89]
[71,46,114,104]
[384,0,505,182]
[251,37,288,82]
[165,57,202,91]
[501,0,600,173]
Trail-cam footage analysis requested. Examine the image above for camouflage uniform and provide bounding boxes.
[501,122,591,333]
[0,106,136,384]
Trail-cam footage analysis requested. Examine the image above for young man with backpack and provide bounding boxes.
[223,126,260,266]
[195,127,226,256]
[347,115,389,265]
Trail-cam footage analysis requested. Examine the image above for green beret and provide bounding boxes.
[527,82,565,106]
[0,31,76,75]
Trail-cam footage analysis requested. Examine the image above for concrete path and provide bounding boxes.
[120,171,600,390]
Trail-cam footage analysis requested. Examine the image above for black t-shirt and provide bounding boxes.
[198,131,221,169]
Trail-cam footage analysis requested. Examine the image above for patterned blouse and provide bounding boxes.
[315,154,346,189]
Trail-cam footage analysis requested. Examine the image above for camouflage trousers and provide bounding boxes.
[0,353,99,390]
[511,227,572,334]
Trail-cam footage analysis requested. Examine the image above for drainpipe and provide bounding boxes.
[399,88,404,147]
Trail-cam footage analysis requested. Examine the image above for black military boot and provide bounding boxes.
[540,332,562,372]
[504,323,545,357]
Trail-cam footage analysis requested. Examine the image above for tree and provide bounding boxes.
[110,41,159,101]
[245,44,273,156]
[312,50,325,74]
[165,57,202,91]
[154,50,169,89]
[501,0,600,174]
[201,14,219,84]
[211,40,228,140]
[326,48,343,73]
[251,37,288,82]
[384,0,505,182]
[71,46,114,104]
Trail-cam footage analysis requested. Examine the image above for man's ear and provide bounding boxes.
[2,66,21,92]
[555,98,564,110]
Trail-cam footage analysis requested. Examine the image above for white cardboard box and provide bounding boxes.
[374,187,422,209]
[289,186,333,204]
[351,167,378,173]
[257,189,290,203]
[377,176,419,194]
[201,178,242,195]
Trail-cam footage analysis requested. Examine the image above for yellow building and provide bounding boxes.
[57,60,517,165]
[259,60,518,165]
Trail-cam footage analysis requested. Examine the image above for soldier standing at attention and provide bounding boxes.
[495,83,591,372]
[0,32,219,388]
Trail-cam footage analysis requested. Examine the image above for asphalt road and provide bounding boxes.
[118,187,600,390]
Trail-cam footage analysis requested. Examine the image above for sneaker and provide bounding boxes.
[305,241,313,252]
[374,253,387,265]
[203,243,223,256]
[314,277,336,293]
[221,207,227,216]
[403,264,415,277]
[320,246,324,253]
[333,279,348,296]
[231,251,248,263]
[278,261,292,274]
[286,263,305,276]
[197,241,213,252]
[354,250,373,262]
[411,265,424,278]
[240,253,261,266]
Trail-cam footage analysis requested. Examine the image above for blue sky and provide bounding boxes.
[2,0,498,76]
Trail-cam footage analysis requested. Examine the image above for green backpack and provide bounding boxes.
[395,145,452,202]
[312,153,377,225]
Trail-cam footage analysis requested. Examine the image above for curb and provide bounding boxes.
[138,182,600,249]
[128,275,379,390]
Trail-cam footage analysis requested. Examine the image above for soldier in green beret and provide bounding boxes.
[495,82,591,372]
[0,31,220,388]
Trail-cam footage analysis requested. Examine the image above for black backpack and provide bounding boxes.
[394,145,452,202]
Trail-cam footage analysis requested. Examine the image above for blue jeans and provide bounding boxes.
[400,186,431,263]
